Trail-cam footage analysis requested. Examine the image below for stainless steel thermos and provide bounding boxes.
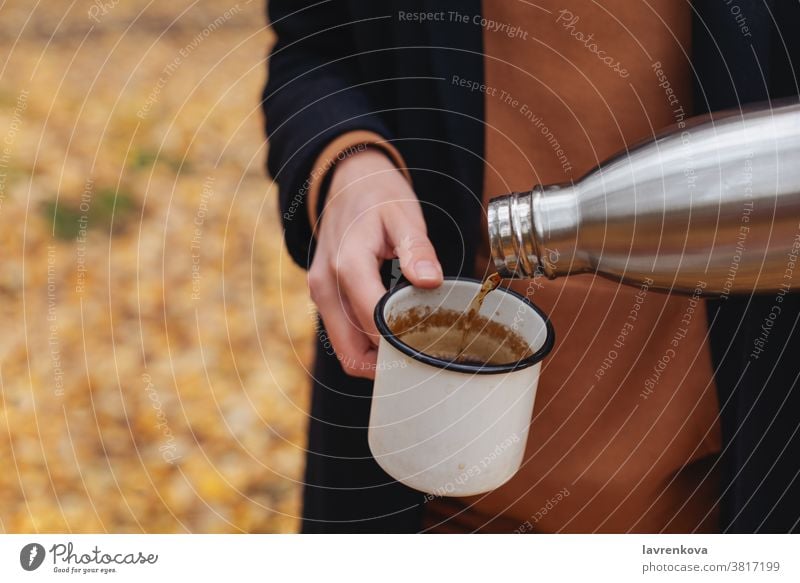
[487,100,800,294]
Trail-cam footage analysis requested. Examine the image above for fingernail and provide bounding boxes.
[414,260,440,281]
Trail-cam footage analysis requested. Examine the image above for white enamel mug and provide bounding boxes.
[369,277,555,497]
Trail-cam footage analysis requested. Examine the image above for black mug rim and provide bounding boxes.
[373,276,556,375]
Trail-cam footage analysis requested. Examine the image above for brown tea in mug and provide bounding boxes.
[387,274,532,366]
[456,272,502,355]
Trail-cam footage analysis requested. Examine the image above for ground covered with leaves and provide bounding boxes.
[0,0,313,532]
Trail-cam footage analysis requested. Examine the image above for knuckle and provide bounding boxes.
[330,255,345,275]
[341,358,360,373]
[333,240,361,271]
[400,233,432,253]
[339,355,372,378]
[307,269,326,303]
[348,366,372,379]
[328,243,359,275]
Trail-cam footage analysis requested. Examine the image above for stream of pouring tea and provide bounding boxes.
[455,272,502,359]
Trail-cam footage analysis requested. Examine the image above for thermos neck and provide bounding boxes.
[487,100,800,293]
[488,184,582,279]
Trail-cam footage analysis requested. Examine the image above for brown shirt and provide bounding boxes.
[425,0,722,533]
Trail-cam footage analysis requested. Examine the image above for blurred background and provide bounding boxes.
[0,0,314,532]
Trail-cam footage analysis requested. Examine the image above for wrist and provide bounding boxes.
[306,133,411,229]
[323,148,411,217]
[329,148,399,190]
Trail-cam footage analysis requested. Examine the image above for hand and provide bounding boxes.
[308,149,443,378]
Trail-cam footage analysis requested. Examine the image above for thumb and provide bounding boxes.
[387,215,443,288]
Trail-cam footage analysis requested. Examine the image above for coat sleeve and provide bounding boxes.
[263,0,396,268]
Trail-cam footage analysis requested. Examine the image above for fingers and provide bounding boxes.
[335,251,386,344]
[307,155,441,378]
[309,265,378,379]
[384,206,443,288]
